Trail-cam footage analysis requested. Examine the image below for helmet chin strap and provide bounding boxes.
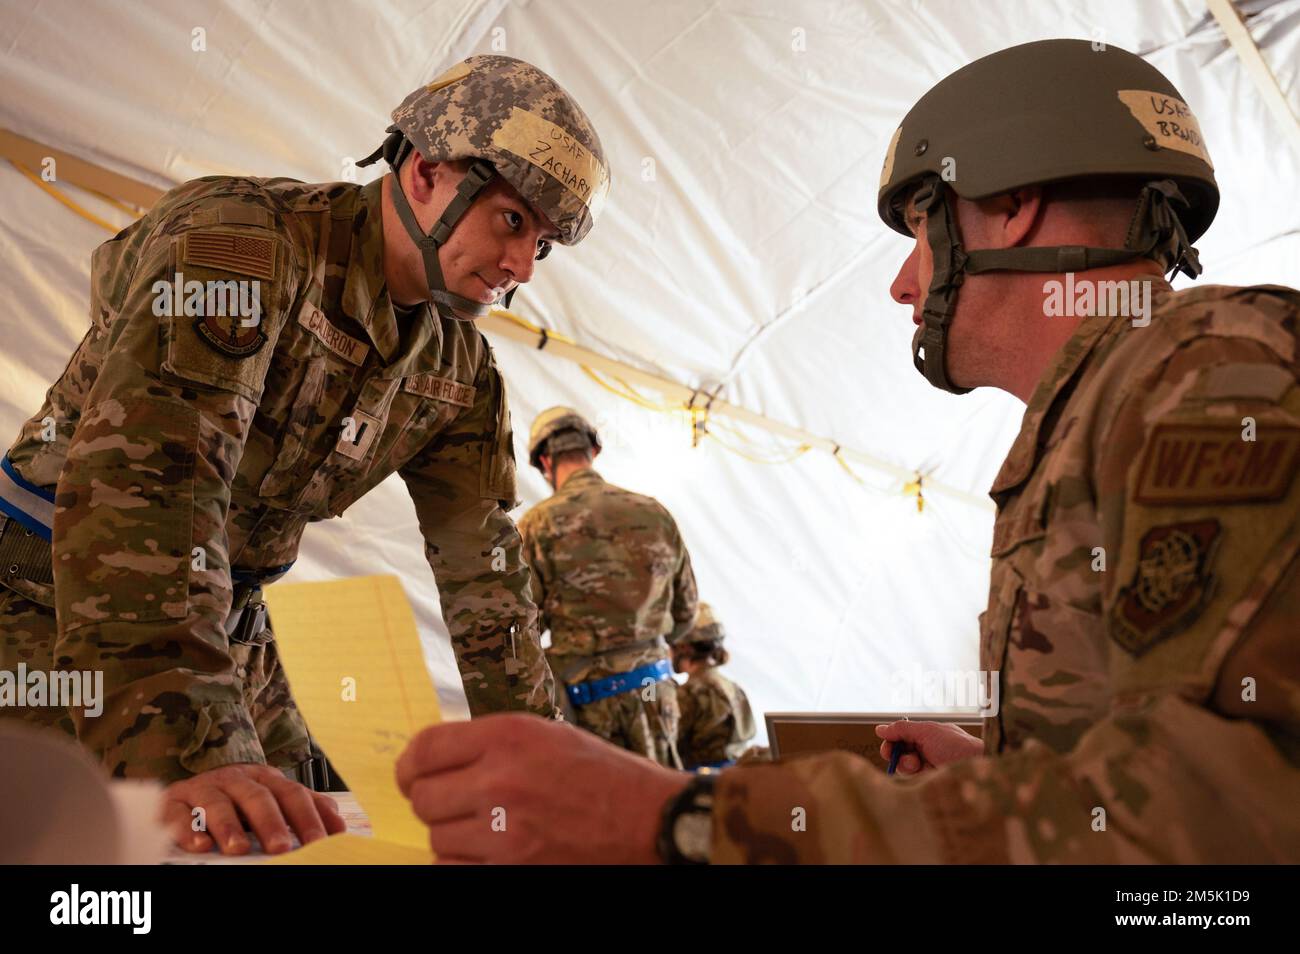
[357,131,500,322]
[912,178,972,395]
[911,175,1203,396]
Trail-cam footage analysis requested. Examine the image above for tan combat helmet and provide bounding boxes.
[358,55,610,322]
[686,603,726,644]
[877,39,1219,394]
[528,406,601,470]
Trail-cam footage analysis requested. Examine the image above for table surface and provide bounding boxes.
[162,792,370,865]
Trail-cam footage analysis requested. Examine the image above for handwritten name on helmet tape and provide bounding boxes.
[1117,90,1214,169]
[297,302,369,367]
[403,372,476,408]
[1135,422,1300,505]
[492,106,610,213]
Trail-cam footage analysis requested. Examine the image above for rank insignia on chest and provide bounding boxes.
[1112,519,1221,656]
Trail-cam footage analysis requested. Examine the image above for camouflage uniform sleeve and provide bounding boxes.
[664,511,699,643]
[713,311,1300,864]
[54,198,299,781]
[399,349,557,718]
[515,507,551,633]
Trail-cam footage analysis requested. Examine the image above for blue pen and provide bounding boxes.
[887,741,907,775]
[887,717,910,775]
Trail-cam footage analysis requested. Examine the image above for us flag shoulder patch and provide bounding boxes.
[183,230,277,280]
[1135,423,1300,505]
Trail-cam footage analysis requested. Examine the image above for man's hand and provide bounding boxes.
[876,721,983,775]
[161,763,346,855]
[396,713,690,864]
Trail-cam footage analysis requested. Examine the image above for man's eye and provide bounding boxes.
[505,211,523,230]
[535,241,552,261]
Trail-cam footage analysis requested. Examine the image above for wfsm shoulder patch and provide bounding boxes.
[1134,423,1300,505]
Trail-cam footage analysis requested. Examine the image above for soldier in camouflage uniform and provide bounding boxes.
[704,39,1300,863]
[672,603,756,771]
[396,40,1299,866]
[0,54,609,855]
[518,407,698,768]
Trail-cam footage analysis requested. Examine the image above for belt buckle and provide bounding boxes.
[230,590,270,645]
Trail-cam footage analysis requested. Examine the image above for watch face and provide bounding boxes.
[674,810,713,863]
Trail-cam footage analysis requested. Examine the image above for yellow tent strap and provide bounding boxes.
[495,308,576,345]
[11,159,125,233]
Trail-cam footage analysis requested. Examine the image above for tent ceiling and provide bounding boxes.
[2,0,1297,733]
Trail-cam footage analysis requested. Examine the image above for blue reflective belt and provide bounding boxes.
[689,760,735,773]
[566,659,673,707]
[232,562,296,586]
[0,454,55,542]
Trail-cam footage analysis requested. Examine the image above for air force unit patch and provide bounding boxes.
[1112,519,1221,656]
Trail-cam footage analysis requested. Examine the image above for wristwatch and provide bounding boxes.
[656,774,716,865]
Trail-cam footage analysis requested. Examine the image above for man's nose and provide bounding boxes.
[890,246,920,306]
[502,238,537,286]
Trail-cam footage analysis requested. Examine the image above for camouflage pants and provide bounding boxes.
[570,678,682,769]
[0,584,310,776]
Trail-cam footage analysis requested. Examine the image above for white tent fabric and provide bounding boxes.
[2,1,1298,736]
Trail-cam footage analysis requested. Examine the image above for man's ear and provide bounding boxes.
[405,154,443,203]
[591,446,601,461]
[1002,185,1044,248]
[968,186,1043,249]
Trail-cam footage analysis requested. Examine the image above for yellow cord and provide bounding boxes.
[82,185,145,218]
[507,310,873,472]
[581,365,675,412]
[707,428,811,464]
[903,474,926,512]
[9,160,127,233]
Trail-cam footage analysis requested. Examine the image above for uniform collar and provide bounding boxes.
[558,467,603,494]
[988,277,1175,498]
[340,178,444,376]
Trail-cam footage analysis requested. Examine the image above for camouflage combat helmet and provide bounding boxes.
[877,39,1219,393]
[686,603,725,644]
[528,406,601,470]
[358,55,610,322]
